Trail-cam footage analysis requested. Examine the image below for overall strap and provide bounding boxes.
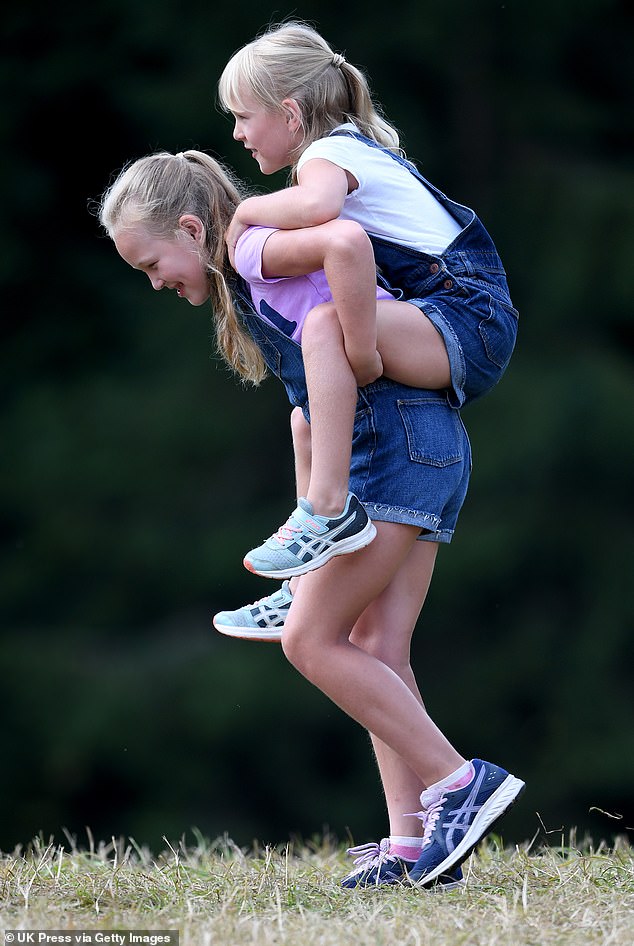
[328,129,474,230]
[328,130,438,193]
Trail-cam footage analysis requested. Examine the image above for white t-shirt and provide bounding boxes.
[297,124,462,255]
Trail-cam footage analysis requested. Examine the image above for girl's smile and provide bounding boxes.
[114,222,210,306]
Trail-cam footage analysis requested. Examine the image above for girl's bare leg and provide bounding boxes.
[375,299,451,389]
[300,304,358,517]
[281,522,466,788]
[291,398,451,836]
[290,406,311,500]
[349,540,440,836]
[288,407,312,597]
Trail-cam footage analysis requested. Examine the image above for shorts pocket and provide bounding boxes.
[397,397,463,467]
[478,297,519,369]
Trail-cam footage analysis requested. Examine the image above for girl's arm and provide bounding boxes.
[226,159,352,261]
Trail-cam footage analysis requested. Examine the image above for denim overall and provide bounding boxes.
[330,129,519,408]
[233,128,517,413]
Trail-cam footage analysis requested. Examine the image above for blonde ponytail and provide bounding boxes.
[219,21,402,169]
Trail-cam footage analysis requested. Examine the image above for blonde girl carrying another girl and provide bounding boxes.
[97,149,525,890]
[218,21,519,580]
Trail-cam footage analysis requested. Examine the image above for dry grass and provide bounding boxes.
[1,832,633,945]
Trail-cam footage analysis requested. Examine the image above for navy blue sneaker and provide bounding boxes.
[408,759,525,887]
[341,838,464,890]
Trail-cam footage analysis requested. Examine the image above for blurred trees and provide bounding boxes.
[1,0,632,852]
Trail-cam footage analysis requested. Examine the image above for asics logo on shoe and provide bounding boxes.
[286,510,361,558]
[250,605,288,628]
[437,766,488,853]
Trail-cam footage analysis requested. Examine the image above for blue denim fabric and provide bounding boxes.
[351,379,471,543]
[234,277,309,409]
[331,130,519,408]
[233,280,470,542]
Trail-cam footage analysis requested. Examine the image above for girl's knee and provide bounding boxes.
[281,624,307,671]
[350,621,411,669]
[281,621,321,678]
[302,302,342,349]
[322,218,371,259]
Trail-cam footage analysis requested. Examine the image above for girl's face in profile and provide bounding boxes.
[114,218,210,306]
[229,92,303,175]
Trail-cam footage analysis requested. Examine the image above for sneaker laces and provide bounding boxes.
[346,838,395,873]
[406,786,447,849]
[272,512,304,546]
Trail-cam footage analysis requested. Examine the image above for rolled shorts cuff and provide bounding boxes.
[362,503,454,544]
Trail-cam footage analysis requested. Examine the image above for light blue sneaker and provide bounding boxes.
[408,759,525,887]
[243,493,376,579]
[212,582,292,642]
[341,838,464,890]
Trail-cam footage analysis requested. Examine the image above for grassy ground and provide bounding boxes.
[1,833,633,945]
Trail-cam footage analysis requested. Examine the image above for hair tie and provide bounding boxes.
[332,53,345,69]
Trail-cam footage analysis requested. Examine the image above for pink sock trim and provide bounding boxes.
[388,837,424,861]
[432,761,475,794]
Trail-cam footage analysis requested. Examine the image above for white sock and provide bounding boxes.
[427,760,474,794]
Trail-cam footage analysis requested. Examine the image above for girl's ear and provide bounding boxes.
[178,214,205,242]
[281,98,302,132]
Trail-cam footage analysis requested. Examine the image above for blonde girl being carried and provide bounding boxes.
[218,21,518,581]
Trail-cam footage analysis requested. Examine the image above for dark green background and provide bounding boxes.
[2,0,633,852]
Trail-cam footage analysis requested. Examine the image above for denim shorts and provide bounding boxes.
[408,282,519,409]
[346,379,472,543]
